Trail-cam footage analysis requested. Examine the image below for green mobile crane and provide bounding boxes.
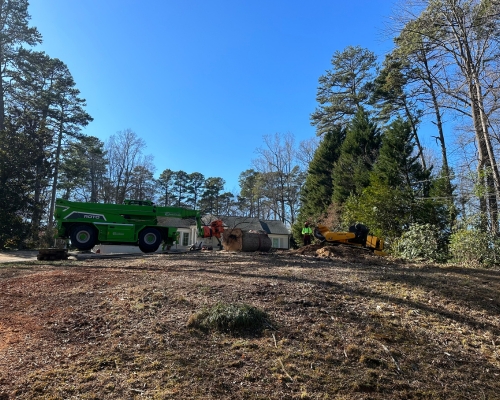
[54,198,223,253]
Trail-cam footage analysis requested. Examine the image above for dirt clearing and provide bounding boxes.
[1,248,499,399]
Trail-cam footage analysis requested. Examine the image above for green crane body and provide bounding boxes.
[54,198,221,253]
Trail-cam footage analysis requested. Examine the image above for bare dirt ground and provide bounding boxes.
[1,246,499,399]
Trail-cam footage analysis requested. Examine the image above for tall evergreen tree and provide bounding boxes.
[58,136,107,202]
[0,0,42,130]
[341,117,443,240]
[199,177,225,215]
[238,169,263,217]
[311,46,377,134]
[13,51,93,223]
[172,170,189,207]
[332,107,382,204]
[156,168,175,206]
[370,53,427,170]
[186,172,205,209]
[372,117,429,192]
[299,126,345,221]
[292,126,345,245]
[0,116,40,248]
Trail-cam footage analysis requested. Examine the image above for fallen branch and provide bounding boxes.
[278,358,293,381]
[378,342,401,374]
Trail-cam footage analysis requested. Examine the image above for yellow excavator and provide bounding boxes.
[313,223,387,256]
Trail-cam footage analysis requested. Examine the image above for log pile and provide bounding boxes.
[222,228,272,252]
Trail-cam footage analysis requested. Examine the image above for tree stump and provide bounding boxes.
[222,228,272,252]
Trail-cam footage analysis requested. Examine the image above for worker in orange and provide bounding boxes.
[302,222,312,246]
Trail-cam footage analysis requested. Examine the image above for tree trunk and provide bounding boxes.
[48,117,64,227]
[421,50,453,198]
[404,102,426,171]
[0,71,4,132]
[450,9,499,234]
[31,157,44,242]
[473,80,499,234]
[222,228,272,252]
[471,89,490,232]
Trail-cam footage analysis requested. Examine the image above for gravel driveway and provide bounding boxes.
[0,250,39,263]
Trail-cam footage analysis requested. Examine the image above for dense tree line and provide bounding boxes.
[0,0,92,247]
[56,129,308,221]
[296,0,500,265]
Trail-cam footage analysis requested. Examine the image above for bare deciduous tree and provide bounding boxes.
[104,129,154,204]
[253,132,305,225]
[393,0,500,232]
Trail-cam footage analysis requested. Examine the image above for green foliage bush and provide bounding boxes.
[341,182,412,241]
[392,223,447,262]
[39,227,58,248]
[187,302,270,334]
[449,229,498,267]
[0,214,30,250]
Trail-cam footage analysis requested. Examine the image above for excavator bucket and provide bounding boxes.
[366,235,383,251]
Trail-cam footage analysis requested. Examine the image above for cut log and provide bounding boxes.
[222,228,272,252]
[37,248,69,261]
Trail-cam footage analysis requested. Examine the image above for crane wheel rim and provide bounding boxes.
[144,232,158,245]
[77,231,91,243]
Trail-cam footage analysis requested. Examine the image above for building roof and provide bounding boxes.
[157,215,290,236]
[260,220,291,235]
[157,217,195,229]
[217,216,290,235]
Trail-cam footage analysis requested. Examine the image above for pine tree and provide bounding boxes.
[332,107,381,204]
[372,117,429,192]
[186,172,205,209]
[298,126,345,220]
[311,46,377,133]
[341,117,448,241]
[292,126,345,245]
[0,0,42,130]
[172,171,189,207]
[58,136,107,202]
[199,177,225,215]
[0,114,47,248]
[157,168,175,206]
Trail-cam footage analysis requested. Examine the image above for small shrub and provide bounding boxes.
[449,228,497,267]
[187,302,270,334]
[392,223,447,262]
[38,226,58,248]
[22,226,58,249]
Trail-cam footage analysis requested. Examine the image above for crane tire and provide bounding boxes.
[70,225,97,251]
[139,228,162,253]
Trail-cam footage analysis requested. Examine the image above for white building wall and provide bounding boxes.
[269,235,290,249]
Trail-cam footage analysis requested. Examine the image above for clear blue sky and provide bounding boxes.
[29,0,397,193]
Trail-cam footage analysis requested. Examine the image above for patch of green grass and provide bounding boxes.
[187,302,270,335]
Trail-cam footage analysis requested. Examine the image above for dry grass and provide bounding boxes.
[0,248,499,399]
